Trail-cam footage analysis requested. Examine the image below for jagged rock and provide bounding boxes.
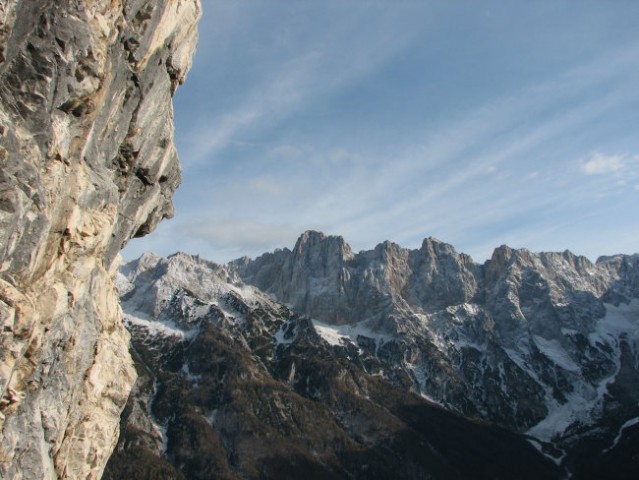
[0,1,201,478]
[231,231,639,471]
[108,252,560,480]
[115,238,638,477]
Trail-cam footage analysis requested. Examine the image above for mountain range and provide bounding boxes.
[105,231,639,479]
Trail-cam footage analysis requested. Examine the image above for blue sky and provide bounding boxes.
[123,0,639,264]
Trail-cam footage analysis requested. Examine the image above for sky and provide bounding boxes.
[123,0,639,265]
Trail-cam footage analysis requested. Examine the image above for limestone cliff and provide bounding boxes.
[0,1,201,478]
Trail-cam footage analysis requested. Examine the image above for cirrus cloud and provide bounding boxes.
[580,152,625,175]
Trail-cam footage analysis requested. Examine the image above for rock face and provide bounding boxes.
[106,252,559,479]
[110,235,638,478]
[233,231,482,325]
[231,231,639,473]
[0,1,200,478]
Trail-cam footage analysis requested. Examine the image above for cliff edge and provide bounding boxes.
[0,1,201,478]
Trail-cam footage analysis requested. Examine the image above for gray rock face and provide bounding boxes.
[0,1,200,478]
[234,232,482,325]
[231,231,639,468]
[108,252,559,480]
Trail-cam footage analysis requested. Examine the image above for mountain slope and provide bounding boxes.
[230,231,639,469]
[105,251,559,480]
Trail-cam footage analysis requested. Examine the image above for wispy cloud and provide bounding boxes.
[248,177,288,197]
[181,8,422,167]
[312,45,639,257]
[580,152,625,175]
[177,38,639,261]
[131,3,639,264]
[316,46,639,226]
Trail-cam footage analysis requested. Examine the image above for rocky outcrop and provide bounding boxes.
[231,231,639,472]
[233,231,483,325]
[0,1,200,478]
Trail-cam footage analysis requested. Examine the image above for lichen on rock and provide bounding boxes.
[0,1,201,478]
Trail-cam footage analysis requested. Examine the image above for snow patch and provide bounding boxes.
[527,391,594,442]
[147,378,168,455]
[560,328,579,336]
[599,301,639,338]
[503,347,542,386]
[123,311,198,339]
[590,301,639,402]
[114,271,134,296]
[406,361,444,406]
[527,300,639,442]
[229,283,260,305]
[453,338,484,351]
[526,438,567,468]
[274,324,296,345]
[311,319,393,349]
[181,362,202,384]
[533,335,580,373]
[313,321,346,346]
[206,409,219,427]
[604,416,639,453]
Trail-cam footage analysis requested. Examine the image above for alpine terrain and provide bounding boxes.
[108,231,638,479]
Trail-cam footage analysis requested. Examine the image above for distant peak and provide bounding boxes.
[132,251,165,272]
[421,236,447,249]
[374,240,404,256]
[293,230,354,260]
[295,230,349,247]
[419,236,458,256]
[597,254,624,263]
[167,251,223,270]
[492,244,514,256]
[422,236,445,245]
[138,251,164,262]
[488,244,516,268]
[297,230,326,242]
[168,251,194,260]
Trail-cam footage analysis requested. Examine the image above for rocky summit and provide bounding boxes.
[0,1,201,478]
[109,232,638,479]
